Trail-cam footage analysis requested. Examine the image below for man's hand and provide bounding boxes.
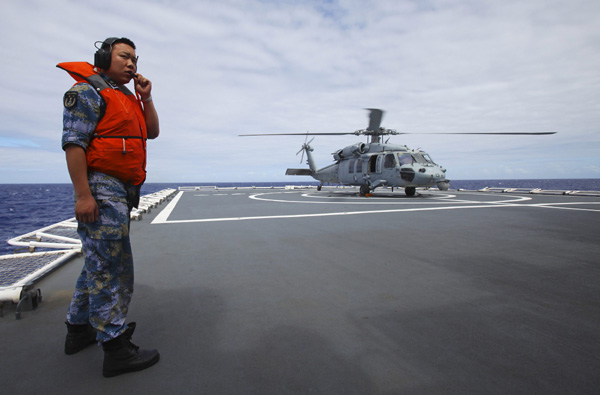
[134,73,160,139]
[134,73,152,100]
[75,194,99,223]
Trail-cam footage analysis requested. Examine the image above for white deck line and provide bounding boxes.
[151,202,517,225]
[150,189,600,225]
[151,190,184,224]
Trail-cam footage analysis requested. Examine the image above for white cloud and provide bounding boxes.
[0,0,598,184]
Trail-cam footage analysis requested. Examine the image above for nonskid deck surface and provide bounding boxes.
[2,187,599,394]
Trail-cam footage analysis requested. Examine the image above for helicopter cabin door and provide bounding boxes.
[368,155,383,174]
[382,153,398,184]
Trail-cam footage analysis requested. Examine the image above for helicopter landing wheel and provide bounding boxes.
[317,185,322,191]
[360,184,370,196]
[405,187,416,197]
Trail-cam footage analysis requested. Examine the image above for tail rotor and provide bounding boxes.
[296,132,314,164]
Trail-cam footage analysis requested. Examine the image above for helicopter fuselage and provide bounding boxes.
[289,142,449,196]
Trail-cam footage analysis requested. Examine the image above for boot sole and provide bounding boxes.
[102,352,160,378]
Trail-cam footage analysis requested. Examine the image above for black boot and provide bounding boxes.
[102,322,160,378]
[65,321,97,355]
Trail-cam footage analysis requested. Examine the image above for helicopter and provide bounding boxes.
[241,109,556,197]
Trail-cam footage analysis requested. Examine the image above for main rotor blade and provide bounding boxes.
[366,108,384,131]
[240,131,556,137]
[239,132,356,136]
[413,132,557,135]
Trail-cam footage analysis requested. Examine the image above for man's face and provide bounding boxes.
[105,43,138,85]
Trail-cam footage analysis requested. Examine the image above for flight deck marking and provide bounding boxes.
[300,192,459,203]
[152,203,517,224]
[529,202,600,212]
[152,191,183,224]
[152,190,522,225]
[251,191,532,205]
[152,190,599,225]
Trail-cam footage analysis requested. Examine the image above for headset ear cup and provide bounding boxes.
[94,48,111,69]
[93,37,119,70]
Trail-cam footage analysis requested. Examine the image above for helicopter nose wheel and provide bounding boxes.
[405,187,416,197]
[360,184,370,196]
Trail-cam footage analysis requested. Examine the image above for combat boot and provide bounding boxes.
[101,322,160,378]
[64,321,96,355]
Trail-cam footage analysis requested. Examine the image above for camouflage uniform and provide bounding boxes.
[62,79,137,343]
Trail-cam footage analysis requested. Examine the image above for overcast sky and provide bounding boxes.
[1,0,598,184]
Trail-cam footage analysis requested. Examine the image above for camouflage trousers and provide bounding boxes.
[66,172,136,343]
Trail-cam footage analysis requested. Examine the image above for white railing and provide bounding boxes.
[0,189,177,316]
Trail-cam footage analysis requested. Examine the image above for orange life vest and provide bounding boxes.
[57,61,147,185]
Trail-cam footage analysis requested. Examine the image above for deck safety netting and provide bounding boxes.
[0,251,72,288]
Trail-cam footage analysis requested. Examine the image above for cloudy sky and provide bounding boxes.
[0,0,598,184]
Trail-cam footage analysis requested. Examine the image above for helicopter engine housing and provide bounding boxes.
[333,143,369,161]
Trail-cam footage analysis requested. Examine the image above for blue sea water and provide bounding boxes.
[0,179,599,256]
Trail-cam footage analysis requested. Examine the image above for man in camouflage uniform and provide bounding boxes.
[65,173,136,341]
[61,37,160,378]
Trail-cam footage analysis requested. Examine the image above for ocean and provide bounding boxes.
[1,179,599,256]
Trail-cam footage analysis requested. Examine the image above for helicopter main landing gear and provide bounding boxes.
[405,187,416,197]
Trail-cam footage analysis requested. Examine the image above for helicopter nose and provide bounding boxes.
[415,166,445,182]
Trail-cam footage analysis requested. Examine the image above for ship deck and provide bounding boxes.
[1,186,599,394]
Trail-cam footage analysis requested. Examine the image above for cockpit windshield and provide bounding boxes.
[412,154,426,164]
[421,153,435,164]
[412,153,435,164]
[398,152,436,165]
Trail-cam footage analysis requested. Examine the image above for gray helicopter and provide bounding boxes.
[242,109,555,196]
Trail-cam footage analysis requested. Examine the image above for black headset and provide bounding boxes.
[94,37,120,70]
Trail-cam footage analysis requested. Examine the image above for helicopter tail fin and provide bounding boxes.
[303,143,318,173]
[287,142,317,176]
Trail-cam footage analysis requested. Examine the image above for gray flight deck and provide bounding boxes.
[1,186,599,394]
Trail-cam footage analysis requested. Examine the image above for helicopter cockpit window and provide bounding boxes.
[398,153,413,166]
[348,159,355,173]
[384,154,396,169]
[356,159,363,173]
[412,154,427,164]
[422,154,435,164]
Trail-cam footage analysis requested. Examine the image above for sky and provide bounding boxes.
[0,0,599,184]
